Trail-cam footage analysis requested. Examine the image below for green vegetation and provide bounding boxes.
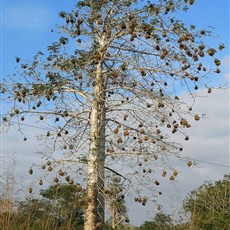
[1,175,229,229]
[183,174,230,230]
[139,213,173,230]
[0,184,84,230]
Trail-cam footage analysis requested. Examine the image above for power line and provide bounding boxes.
[9,120,51,131]
[188,158,229,169]
[3,121,229,169]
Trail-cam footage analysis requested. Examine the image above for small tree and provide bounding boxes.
[13,184,85,230]
[1,0,224,229]
[183,174,230,230]
[139,212,173,230]
[40,184,85,228]
[105,176,128,229]
[0,159,18,230]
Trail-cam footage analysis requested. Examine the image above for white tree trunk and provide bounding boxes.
[84,59,106,230]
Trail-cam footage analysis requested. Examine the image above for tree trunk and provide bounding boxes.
[112,204,115,230]
[84,59,106,230]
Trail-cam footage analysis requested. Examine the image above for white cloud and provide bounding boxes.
[161,85,230,220]
[3,2,54,32]
[137,77,229,225]
[124,87,230,225]
[222,55,230,69]
[179,87,229,174]
[222,55,230,83]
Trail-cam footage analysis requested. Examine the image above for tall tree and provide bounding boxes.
[1,0,224,229]
[183,174,230,230]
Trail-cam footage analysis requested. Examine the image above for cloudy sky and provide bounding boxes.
[1,0,229,226]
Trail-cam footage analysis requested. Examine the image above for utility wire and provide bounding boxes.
[2,120,230,169]
[188,158,229,169]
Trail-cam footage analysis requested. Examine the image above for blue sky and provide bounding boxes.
[1,0,229,77]
[1,0,229,226]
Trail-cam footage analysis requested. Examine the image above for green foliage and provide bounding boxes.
[104,222,137,230]
[183,174,230,230]
[139,212,173,230]
[7,184,84,230]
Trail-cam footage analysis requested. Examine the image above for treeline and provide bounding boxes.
[0,174,229,230]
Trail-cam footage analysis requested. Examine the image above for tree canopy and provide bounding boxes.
[183,174,230,230]
[139,212,173,229]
